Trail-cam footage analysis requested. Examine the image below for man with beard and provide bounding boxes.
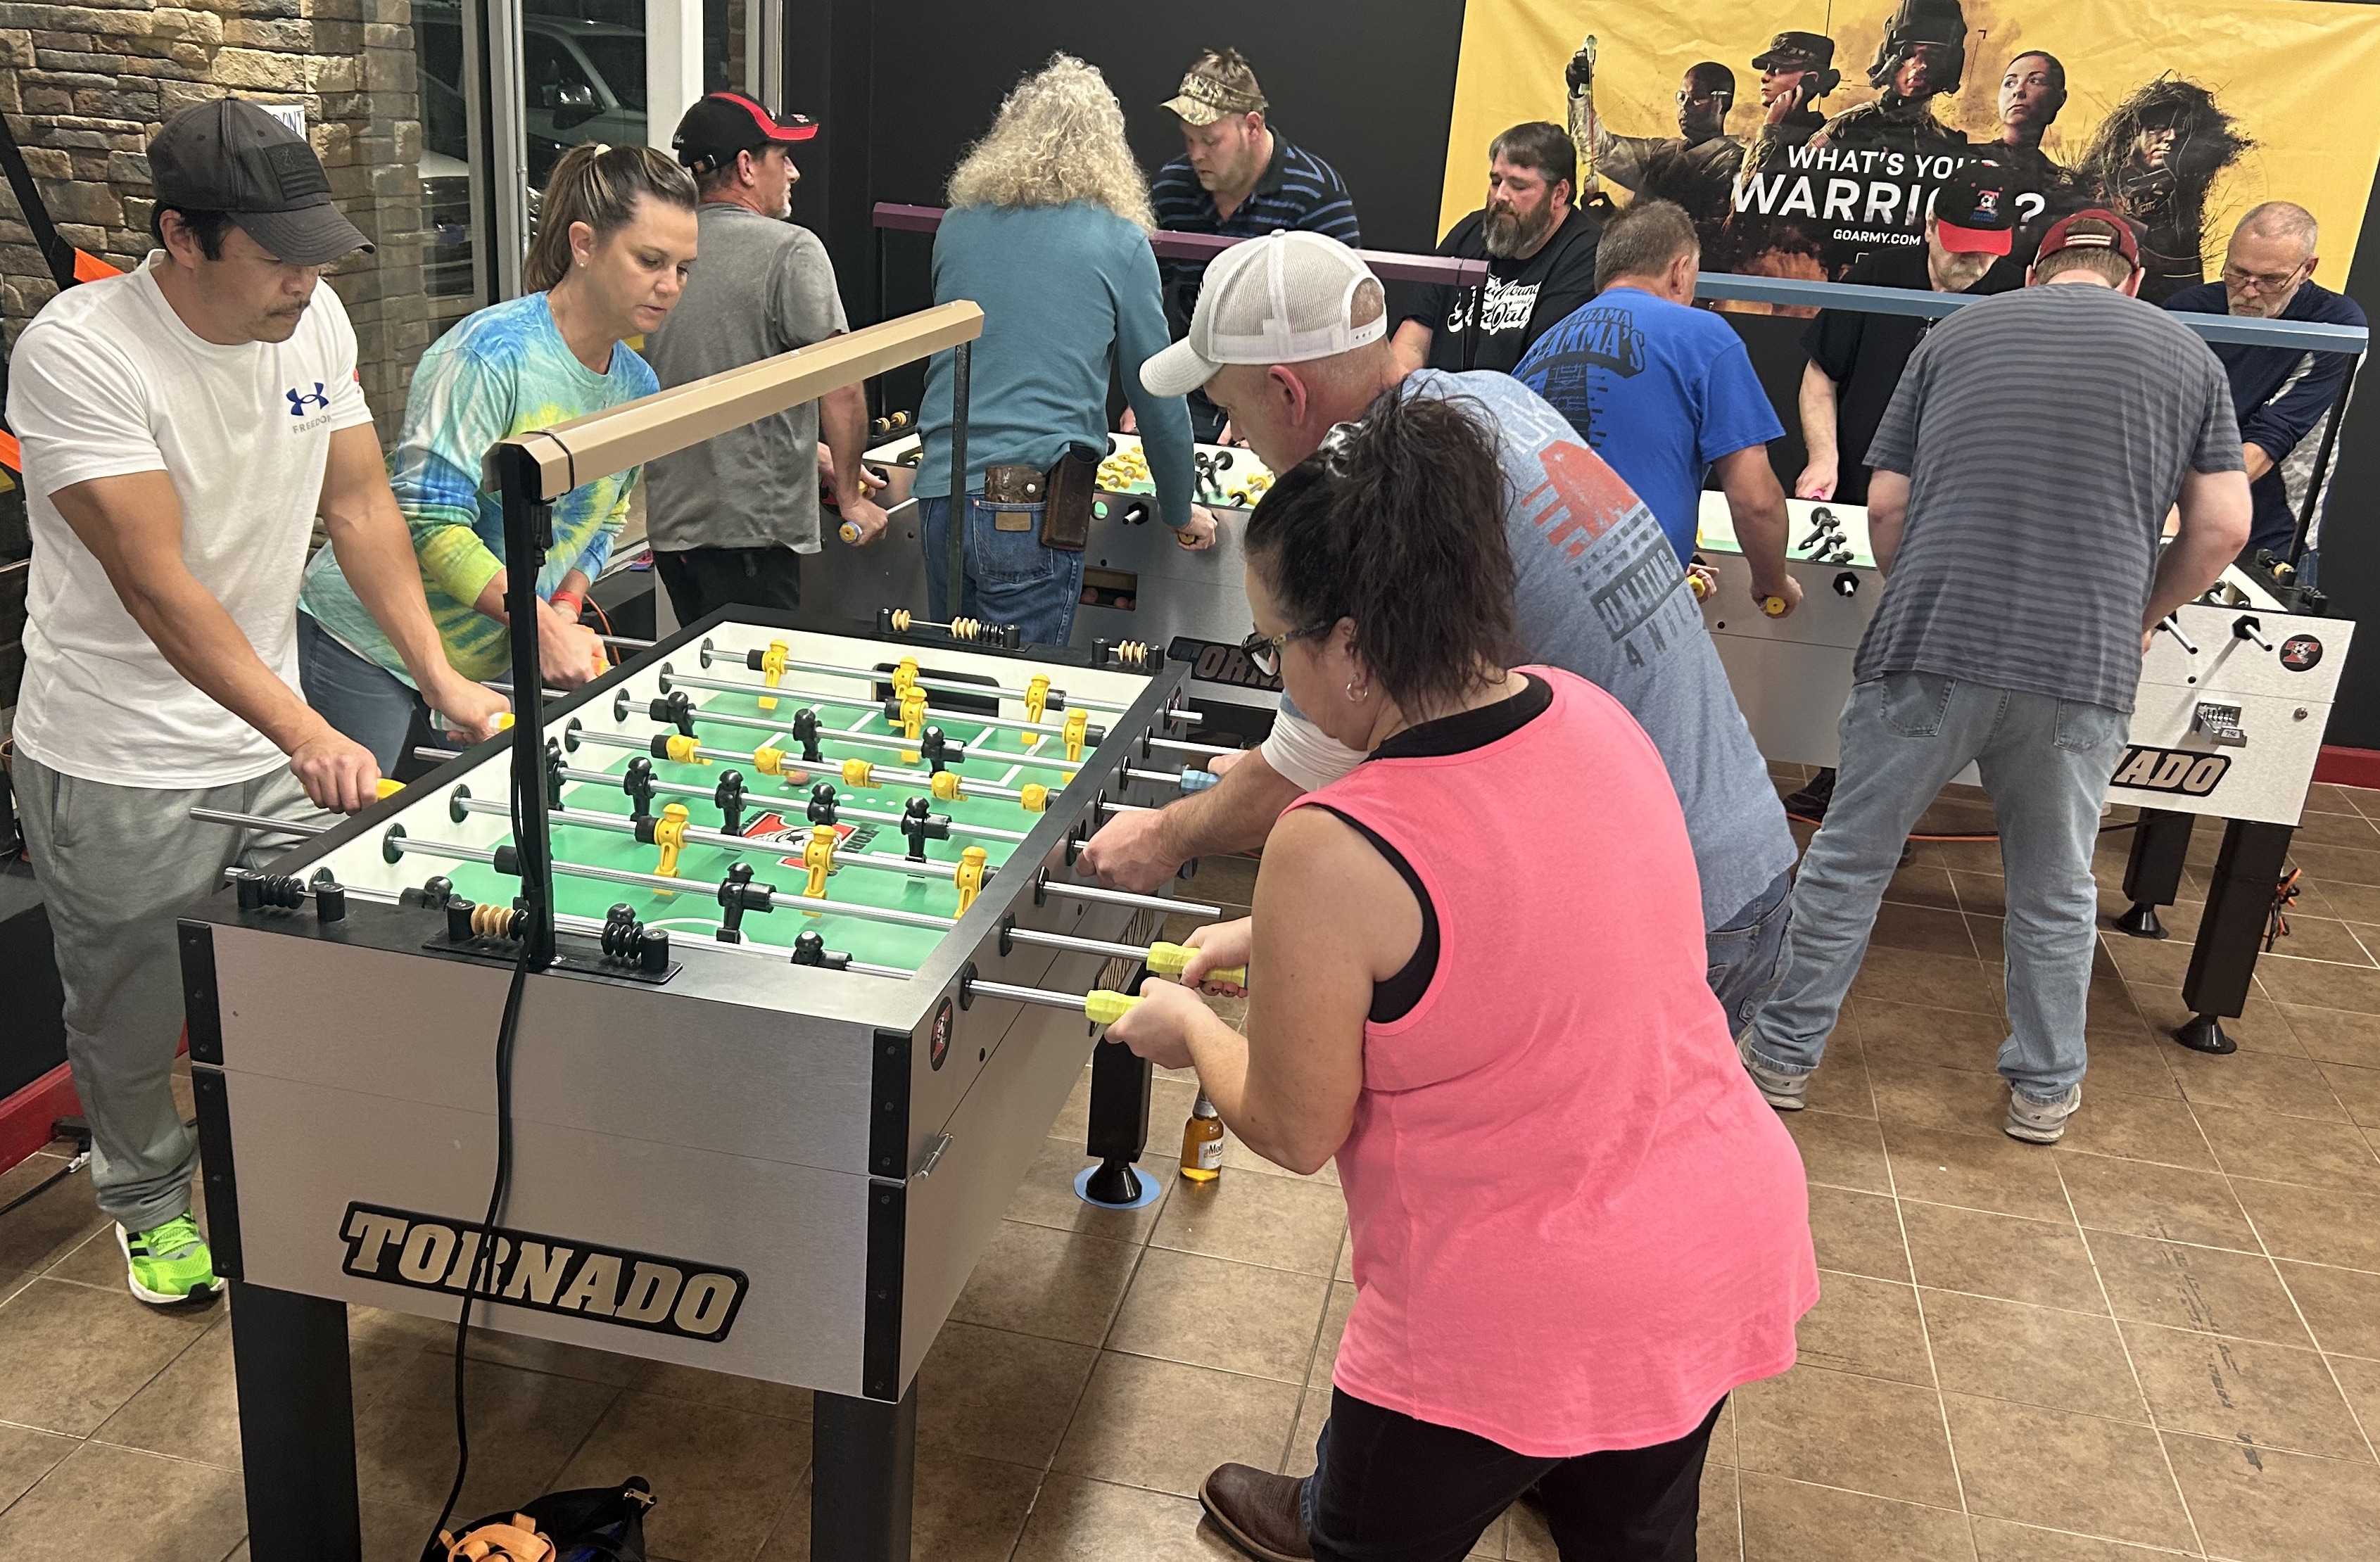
[1995,51,2075,210]
[1568,43,1744,251]
[1392,122,1600,375]
[2078,77,2252,305]
[1813,0,1969,158]
[2165,203,2366,571]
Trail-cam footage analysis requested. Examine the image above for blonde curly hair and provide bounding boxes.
[947,54,1155,231]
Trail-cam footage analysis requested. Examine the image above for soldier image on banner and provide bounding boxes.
[2076,77,2254,302]
[1566,37,1745,253]
[1809,0,1972,158]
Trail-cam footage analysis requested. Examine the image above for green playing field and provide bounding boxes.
[414,659,1084,973]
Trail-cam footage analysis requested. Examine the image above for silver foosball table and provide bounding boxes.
[1691,493,2356,1054]
[180,307,1231,1562]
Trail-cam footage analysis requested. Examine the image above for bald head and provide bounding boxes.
[2224,202,2320,318]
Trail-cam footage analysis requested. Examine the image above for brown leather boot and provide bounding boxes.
[1200,1462,1313,1562]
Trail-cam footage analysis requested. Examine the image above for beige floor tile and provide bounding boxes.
[1106,1248,1330,1383]
[1806,1185,1911,1283]
[2167,1048,2352,1123]
[2231,1178,2380,1270]
[1781,1107,1891,1194]
[1886,1122,2073,1221]
[2075,1039,2183,1101]
[1008,1472,1243,1561]
[2278,1005,2380,1071]
[1697,1461,1742,1562]
[2056,1088,2217,1171]
[1902,1203,2104,1313]
[1309,1281,1355,1389]
[622,1358,810,1421]
[2246,953,2380,1015]
[0,1277,217,1437]
[1733,1471,1973,1561]
[1052,1351,1300,1498]
[348,1338,621,1515]
[0,1153,107,1278]
[2120,1321,2371,1462]
[1921,1289,2145,1420]
[1280,1385,1330,1479]
[950,1220,1141,1347]
[1853,1001,2006,1076]
[914,1321,1096,1468]
[1942,1393,2194,1551]
[2276,1261,2380,1359]
[1217,1133,1340,1186]
[553,1390,807,1562]
[2087,1233,2310,1347]
[1868,1058,2016,1138]
[1804,1050,1877,1118]
[1970,1518,2201,1560]
[2162,1430,2380,1562]
[1047,1069,1201,1153]
[1336,1235,1353,1282]
[2194,1104,2380,1194]
[2323,1062,2380,1129]
[1004,1136,1173,1243]
[1852,948,2004,1016]
[1149,1166,1347,1276]
[0,1440,247,1562]
[2331,1353,2380,1433]
[1792,1272,1933,1386]
[2258,914,2376,967]
[90,1314,239,1468]
[2058,1155,2259,1252]
[1734,1364,1962,1508]
[0,1421,77,1512]
[759,1453,1045,1562]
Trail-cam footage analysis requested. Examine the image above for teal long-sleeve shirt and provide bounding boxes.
[915,202,1196,526]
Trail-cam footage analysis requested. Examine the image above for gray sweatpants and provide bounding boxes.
[12,753,329,1232]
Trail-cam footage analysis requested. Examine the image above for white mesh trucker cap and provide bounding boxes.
[1141,230,1387,398]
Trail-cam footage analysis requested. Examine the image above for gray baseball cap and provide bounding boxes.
[149,99,371,266]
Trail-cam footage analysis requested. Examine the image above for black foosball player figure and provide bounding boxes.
[714,769,749,834]
[790,707,823,763]
[900,795,951,861]
[621,756,659,822]
[806,782,840,827]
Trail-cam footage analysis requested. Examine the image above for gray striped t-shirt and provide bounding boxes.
[1860,284,2242,713]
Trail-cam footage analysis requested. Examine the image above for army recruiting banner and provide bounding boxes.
[1441,0,2380,301]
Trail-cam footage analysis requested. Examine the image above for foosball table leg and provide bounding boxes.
[1080,1008,1154,1206]
[2117,808,2195,939]
[231,1280,362,1562]
[812,1383,918,1562]
[2174,818,2297,1055]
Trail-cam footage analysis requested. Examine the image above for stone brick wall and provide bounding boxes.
[0,0,433,437]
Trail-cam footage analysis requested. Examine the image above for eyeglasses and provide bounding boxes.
[1241,619,1336,677]
[2222,262,2308,293]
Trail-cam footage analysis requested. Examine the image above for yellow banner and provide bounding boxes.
[1443,0,2380,288]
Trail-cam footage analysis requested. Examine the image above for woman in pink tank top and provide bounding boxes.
[1108,395,1817,1562]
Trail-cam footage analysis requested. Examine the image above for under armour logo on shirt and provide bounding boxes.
[286,383,331,415]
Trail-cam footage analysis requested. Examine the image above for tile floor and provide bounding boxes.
[4,777,2380,1561]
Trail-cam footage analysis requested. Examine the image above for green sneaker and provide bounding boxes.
[117,1212,218,1306]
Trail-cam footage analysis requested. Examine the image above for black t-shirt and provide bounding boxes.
[1799,250,2022,503]
[1407,207,1601,375]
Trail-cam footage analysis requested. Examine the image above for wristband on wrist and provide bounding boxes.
[549,591,583,619]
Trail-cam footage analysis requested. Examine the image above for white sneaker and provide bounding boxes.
[2006,1084,2082,1143]
[1737,1035,1809,1111]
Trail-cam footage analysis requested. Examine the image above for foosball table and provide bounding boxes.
[1691,492,2357,1053]
[179,307,1232,1562]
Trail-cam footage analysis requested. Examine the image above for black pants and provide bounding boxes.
[654,545,802,628]
[1307,1390,1723,1562]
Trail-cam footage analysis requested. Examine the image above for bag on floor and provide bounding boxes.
[426,1475,654,1562]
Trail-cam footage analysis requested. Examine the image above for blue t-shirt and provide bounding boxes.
[1514,286,1785,562]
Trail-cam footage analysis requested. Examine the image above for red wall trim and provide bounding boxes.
[2316,746,2380,792]
[0,1062,81,1178]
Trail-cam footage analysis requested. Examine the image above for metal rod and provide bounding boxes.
[663,666,1093,742]
[1042,881,1222,918]
[1099,799,1156,815]
[597,633,656,649]
[1122,768,1186,787]
[191,808,327,835]
[1142,736,1239,758]
[1005,927,1146,962]
[701,640,1142,716]
[966,977,1097,1015]
[657,698,1087,775]
[453,794,967,884]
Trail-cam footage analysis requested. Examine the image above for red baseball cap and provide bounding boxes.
[1933,160,2022,256]
[671,92,818,177]
[2034,208,2143,269]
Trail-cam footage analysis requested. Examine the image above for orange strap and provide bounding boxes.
[0,428,18,475]
[71,248,120,284]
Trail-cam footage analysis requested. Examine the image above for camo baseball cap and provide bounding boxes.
[1161,49,1267,127]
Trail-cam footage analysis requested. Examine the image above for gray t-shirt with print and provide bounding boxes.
[642,202,849,554]
[1267,369,1795,929]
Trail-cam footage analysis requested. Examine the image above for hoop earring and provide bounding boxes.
[1346,678,1369,703]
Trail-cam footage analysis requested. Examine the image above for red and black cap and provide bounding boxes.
[148,99,370,266]
[2035,207,2143,269]
[1932,159,2025,255]
[672,92,818,177]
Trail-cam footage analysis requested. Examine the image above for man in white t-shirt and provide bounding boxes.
[5,99,506,1307]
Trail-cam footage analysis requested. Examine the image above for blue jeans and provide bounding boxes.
[919,493,1084,649]
[298,612,426,773]
[1746,673,2129,1103]
[1707,868,1795,1038]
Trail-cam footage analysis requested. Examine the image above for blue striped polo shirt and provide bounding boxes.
[1151,131,1361,333]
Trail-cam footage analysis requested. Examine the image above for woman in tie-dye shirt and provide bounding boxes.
[296,144,700,768]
